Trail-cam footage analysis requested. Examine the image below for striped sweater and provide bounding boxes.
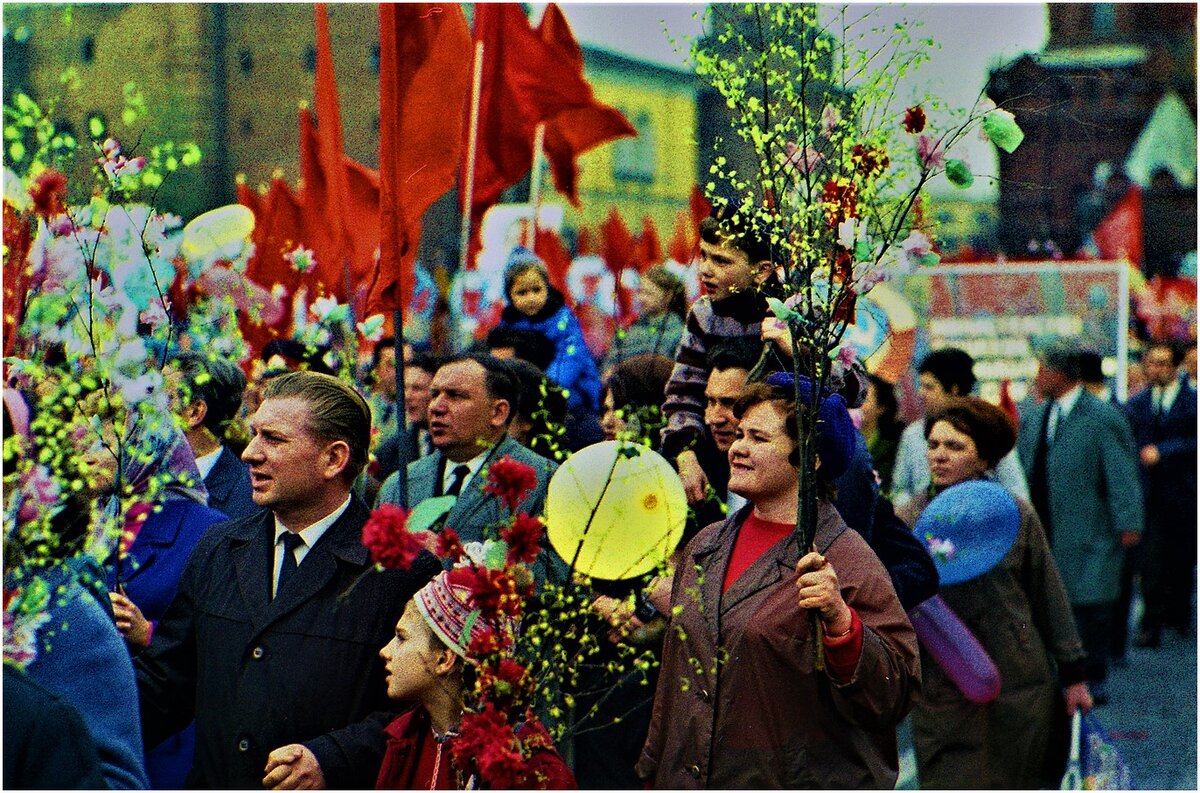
[661,287,770,458]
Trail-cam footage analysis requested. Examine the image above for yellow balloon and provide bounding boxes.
[180,204,255,262]
[545,441,688,581]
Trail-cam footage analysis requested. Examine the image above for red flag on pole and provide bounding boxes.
[536,4,636,205]
[533,226,573,299]
[313,4,352,254]
[1092,184,1144,267]
[467,5,634,245]
[370,2,472,315]
[638,215,662,273]
[667,210,692,265]
[600,208,636,321]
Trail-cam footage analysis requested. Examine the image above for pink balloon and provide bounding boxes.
[908,594,1002,704]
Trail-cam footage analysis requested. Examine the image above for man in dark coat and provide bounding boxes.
[170,351,259,520]
[136,371,439,788]
[1124,341,1197,646]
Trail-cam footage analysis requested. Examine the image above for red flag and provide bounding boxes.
[600,208,636,320]
[371,2,471,315]
[689,184,713,231]
[1092,184,1143,267]
[2,201,33,357]
[313,4,351,253]
[297,105,344,301]
[535,4,636,205]
[533,226,572,300]
[468,5,634,242]
[637,216,662,273]
[576,226,593,257]
[667,210,692,265]
[998,378,1019,430]
[240,176,307,354]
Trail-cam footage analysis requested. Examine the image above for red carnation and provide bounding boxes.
[468,626,513,658]
[485,456,538,512]
[501,512,545,566]
[448,566,524,621]
[450,704,530,789]
[29,169,68,219]
[436,526,466,562]
[362,504,430,570]
[822,179,858,228]
[903,105,926,134]
[852,144,890,177]
[478,658,534,711]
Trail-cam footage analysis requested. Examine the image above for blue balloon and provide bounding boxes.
[914,480,1020,585]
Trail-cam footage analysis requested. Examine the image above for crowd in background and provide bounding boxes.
[4,219,1196,790]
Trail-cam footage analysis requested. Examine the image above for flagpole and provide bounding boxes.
[458,40,485,274]
[526,121,545,250]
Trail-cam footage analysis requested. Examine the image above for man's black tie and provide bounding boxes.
[446,465,470,497]
[275,532,305,599]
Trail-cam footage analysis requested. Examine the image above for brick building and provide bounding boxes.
[987,3,1196,266]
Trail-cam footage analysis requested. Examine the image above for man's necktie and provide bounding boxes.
[275,532,305,599]
[446,465,470,497]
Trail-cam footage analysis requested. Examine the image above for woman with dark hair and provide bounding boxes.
[897,397,1091,789]
[860,372,905,492]
[638,379,920,788]
[598,353,675,450]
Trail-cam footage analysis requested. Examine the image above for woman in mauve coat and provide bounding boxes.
[897,397,1091,789]
[637,379,920,788]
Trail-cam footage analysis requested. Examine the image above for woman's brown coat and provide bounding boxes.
[898,493,1085,789]
[636,501,920,788]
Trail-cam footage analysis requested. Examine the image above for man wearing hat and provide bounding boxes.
[369,569,576,789]
[1017,342,1143,703]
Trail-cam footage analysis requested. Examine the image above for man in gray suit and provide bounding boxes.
[377,354,559,578]
[1018,343,1143,704]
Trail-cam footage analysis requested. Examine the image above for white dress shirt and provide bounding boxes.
[271,495,352,597]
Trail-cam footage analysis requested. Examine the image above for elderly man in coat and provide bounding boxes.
[1018,344,1143,703]
[135,372,439,788]
[377,354,560,581]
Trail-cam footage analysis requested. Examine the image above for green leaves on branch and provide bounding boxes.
[982,109,1024,153]
[944,158,974,188]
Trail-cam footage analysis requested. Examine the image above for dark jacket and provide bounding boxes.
[106,498,228,789]
[4,665,108,790]
[899,493,1085,789]
[637,501,920,788]
[204,445,259,521]
[135,497,441,788]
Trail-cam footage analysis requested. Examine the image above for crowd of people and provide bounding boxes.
[4,213,1196,790]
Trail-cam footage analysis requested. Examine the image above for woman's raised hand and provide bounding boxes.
[795,552,852,636]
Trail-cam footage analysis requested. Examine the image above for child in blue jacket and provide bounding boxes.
[497,248,602,413]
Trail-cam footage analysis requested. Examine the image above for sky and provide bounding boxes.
[534,3,1051,198]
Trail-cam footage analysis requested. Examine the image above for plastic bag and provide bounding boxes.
[1062,711,1134,790]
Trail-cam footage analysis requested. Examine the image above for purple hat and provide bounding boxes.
[764,371,858,479]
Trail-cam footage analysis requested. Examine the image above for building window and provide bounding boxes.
[370,42,380,74]
[612,109,654,184]
[240,117,253,137]
[81,35,95,63]
[1092,4,1116,36]
[303,44,317,73]
[238,48,253,75]
[372,113,380,133]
